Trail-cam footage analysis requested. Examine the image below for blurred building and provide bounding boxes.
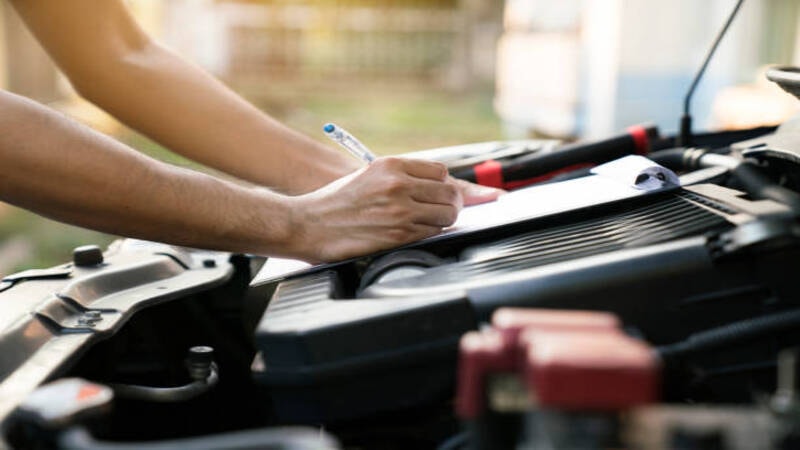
[0,1,61,103]
[0,0,501,103]
[0,0,168,133]
[3,0,798,143]
[496,0,800,140]
[162,0,501,95]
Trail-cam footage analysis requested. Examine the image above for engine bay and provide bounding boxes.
[3,67,800,450]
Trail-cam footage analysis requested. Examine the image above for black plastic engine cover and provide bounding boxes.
[252,184,800,422]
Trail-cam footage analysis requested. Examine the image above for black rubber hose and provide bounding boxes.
[732,163,800,212]
[649,148,694,171]
[658,308,800,361]
[437,431,468,450]
[651,148,800,213]
[108,364,218,402]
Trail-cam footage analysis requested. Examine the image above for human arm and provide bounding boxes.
[9,0,359,195]
[0,90,461,262]
[8,0,503,204]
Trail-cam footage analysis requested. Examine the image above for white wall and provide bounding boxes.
[497,0,782,139]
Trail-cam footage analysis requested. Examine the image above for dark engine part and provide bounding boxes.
[252,181,800,423]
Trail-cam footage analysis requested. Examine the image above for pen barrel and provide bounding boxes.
[341,135,375,162]
[324,124,377,163]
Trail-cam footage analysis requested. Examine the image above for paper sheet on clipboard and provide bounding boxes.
[439,156,679,237]
[252,156,680,284]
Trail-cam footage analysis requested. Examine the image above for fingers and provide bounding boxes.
[365,191,458,227]
[450,177,505,206]
[372,157,462,205]
[407,201,460,227]
[385,222,446,243]
[375,158,502,208]
[292,156,466,261]
[409,177,463,208]
[376,157,449,182]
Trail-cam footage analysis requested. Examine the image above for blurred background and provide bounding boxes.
[0,0,798,274]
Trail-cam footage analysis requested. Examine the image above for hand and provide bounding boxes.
[287,157,463,262]
[449,177,506,206]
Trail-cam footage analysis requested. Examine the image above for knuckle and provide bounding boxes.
[378,156,403,171]
[443,205,458,225]
[385,204,411,221]
[385,226,415,244]
[442,183,459,203]
[384,176,411,196]
[434,162,449,180]
[422,161,448,180]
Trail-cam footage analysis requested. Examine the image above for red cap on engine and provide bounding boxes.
[456,309,637,419]
[522,331,660,411]
[492,308,622,341]
[455,329,517,419]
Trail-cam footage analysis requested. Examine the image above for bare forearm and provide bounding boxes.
[10,0,359,194]
[72,43,358,194]
[0,90,473,262]
[3,0,498,263]
[0,91,295,255]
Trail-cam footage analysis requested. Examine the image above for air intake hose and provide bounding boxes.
[658,308,800,361]
[650,148,800,213]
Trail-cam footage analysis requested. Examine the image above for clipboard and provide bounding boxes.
[252,156,680,284]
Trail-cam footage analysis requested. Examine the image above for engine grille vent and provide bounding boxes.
[454,193,731,277]
[265,272,334,319]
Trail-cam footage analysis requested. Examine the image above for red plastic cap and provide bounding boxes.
[626,125,651,155]
[474,160,504,188]
[455,329,516,419]
[492,308,621,341]
[523,331,660,411]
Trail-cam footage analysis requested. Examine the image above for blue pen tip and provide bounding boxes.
[323,123,335,133]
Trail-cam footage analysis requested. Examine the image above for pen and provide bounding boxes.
[323,123,378,163]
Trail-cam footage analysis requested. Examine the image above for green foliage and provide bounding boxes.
[255,84,502,155]
[0,207,116,277]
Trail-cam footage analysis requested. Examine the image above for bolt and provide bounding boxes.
[203,259,217,268]
[77,311,102,327]
[772,348,800,414]
[73,245,104,267]
[186,346,215,381]
[77,316,97,327]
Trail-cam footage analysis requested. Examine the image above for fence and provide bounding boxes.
[215,0,472,86]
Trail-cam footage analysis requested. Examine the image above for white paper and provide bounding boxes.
[252,257,312,284]
[439,173,662,236]
[590,155,680,191]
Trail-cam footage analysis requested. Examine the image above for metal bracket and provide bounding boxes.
[2,266,73,284]
[708,218,800,258]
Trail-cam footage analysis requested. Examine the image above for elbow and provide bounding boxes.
[68,76,99,105]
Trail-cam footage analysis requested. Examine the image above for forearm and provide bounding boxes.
[3,0,498,264]
[0,91,296,256]
[10,0,359,194]
[0,90,474,262]
[71,43,359,194]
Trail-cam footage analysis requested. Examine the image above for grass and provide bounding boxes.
[0,207,117,275]
[242,79,503,154]
[0,83,503,275]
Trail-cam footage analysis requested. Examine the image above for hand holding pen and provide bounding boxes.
[269,122,506,262]
[289,154,460,261]
[323,122,504,205]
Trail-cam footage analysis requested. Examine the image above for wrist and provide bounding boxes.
[260,192,319,262]
[287,144,361,194]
